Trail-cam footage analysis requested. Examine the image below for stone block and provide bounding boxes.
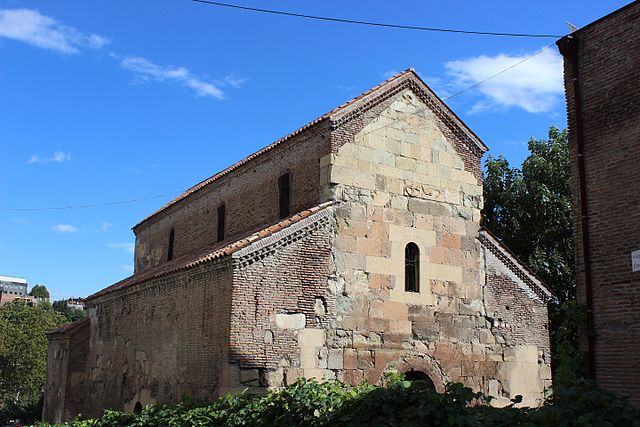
[284,368,303,385]
[356,238,382,257]
[411,321,439,340]
[357,350,374,369]
[368,300,384,318]
[275,313,306,330]
[388,320,411,334]
[344,349,358,370]
[327,349,344,370]
[383,301,408,320]
[342,369,364,386]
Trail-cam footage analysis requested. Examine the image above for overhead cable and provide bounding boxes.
[191,0,563,38]
[1,194,174,212]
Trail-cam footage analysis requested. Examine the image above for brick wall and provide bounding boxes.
[228,209,335,388]
[560,2,640,403]
[133,123,332,273]
[72,260,232,419]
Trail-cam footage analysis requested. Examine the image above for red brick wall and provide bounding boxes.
[560,2,640,403]
[133,123,332,273]
[76,261,233,418]
[229,212,334,375]
[484,258,550,358]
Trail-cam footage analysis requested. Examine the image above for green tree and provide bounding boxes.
[0,301,65,421]
[29,284,50,301]
[483,126,574,302]
[482,126,583,384]
[52,299,87,323]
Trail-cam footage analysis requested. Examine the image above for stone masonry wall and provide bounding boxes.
[322,88,549,406]
[74,260,233,419]
[133,123,333,273]
[226,210,335,393]
[560,2,640,404]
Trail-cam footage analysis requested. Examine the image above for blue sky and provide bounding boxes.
[0,0,630,300]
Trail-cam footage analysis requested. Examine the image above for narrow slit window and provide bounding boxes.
[279,172,291,219]
[217,204,226,242]
[405,242,420,292]
[167,228,175,261]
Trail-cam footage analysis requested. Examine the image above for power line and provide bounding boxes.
[191,0,563,39]
[444,43,556,101]
[0,194,175,212]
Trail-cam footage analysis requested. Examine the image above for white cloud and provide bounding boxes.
[99,222,112,232]
[52,224,78,234]
[444,48,563,114]
[0,8,109,54]
[221,74,247,88]
[28,151,71,164]
[121,56,225,100]
[108,242,135,254]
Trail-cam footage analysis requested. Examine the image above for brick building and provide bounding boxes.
[0,275,35,306]
[43,70,552,423]
[557,1,640,404]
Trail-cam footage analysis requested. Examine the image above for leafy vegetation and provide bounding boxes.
[52,300,87,323]
[32,377,640,427]
[482,126,585,384]
[29,285,51,301]
[0,301,66,423]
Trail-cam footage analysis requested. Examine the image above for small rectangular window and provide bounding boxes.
[217,204,226,242]
[279,173,291,219]
[167,228,175,261]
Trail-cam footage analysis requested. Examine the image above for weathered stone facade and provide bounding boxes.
[557,2,640,404]
[44,70,552,423]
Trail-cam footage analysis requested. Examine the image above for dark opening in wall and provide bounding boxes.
[133,401,142,414]
[279,172,291,219]
[217,204,226,242]
[405,242,420,292]
[167,228,175,261]
[404,370,436,390]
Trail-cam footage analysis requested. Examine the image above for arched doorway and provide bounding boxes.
[133,401,142,414]
[404,370,436,390]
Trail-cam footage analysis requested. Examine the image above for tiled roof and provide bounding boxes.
[47,316,89,336]
[479,228,554,301]
[87,202,335,302]
[133,69,486,230]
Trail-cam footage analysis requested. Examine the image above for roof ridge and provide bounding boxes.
[133,68,484,230]
[88,201,336,302]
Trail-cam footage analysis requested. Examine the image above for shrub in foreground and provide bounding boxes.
[33,377,640,427]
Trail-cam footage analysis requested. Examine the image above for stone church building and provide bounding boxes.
[44,70,552,423]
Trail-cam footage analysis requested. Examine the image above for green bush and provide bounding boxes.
[32,377,640,427]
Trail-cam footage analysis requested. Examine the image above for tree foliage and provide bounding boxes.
[482,126,584,384]
[483,126,574,302]
[29,285,51,300]
[52,300,87,323]
[0,301,65,422]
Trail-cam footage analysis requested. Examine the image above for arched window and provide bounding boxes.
[133,401,142,414]
[279,172,291,219]
[167,228,175,261]
[217,203,226,242]
[405,242,420,292]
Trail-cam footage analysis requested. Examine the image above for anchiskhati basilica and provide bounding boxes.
[44,70,553,423]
